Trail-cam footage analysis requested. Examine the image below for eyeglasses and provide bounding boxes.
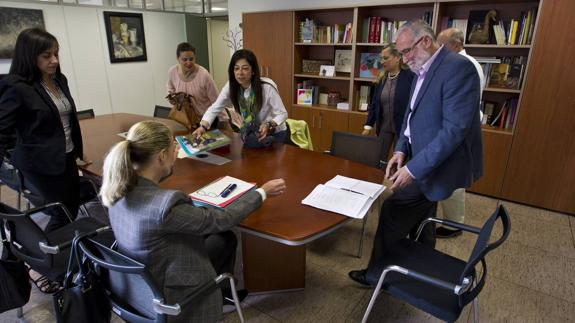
[196,189,217,198]
[399,37,424,57]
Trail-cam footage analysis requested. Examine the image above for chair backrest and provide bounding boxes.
[330,131,385,168]
[154,105,172,119]
[0,203,53,274]
[459,205,510,306]
[77,109,95,120]
[77,235,164,323]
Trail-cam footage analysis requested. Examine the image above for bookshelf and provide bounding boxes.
[436,0,541,196]
[246,0,575,212]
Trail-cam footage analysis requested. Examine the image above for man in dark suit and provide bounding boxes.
[349,20,483,286]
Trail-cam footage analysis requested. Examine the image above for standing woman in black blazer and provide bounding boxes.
[362,44,415,160]
[0,28,83,233]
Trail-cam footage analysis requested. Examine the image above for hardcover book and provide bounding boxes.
[359,53,382,78]
[176,129,230,156]
[488,63,510,88]
[297,89,313,105]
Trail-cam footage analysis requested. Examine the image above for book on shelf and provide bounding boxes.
[189,176,255,208]
[476,56,526,90]
[357,85,372,111]
[506,64,525,90]
[176,130,230,157]
[298,19,353,44]
[483,98,518,129]
[359,52,382,78]
[362,18,406,44]
[297,88,313,105]
[488,63,510,88]
[301,175,386,219]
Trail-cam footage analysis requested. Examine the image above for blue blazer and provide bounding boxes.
[395,47,483,201]
[364,69,415,136]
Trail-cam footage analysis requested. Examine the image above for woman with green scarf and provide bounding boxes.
[192,49,288,147]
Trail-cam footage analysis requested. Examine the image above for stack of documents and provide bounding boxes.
[189,176,255,208]
[302,175,385,219]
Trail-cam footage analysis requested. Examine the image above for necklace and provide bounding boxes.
[387,71,399,80]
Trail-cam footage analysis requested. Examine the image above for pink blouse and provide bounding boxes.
[166,65,219,116]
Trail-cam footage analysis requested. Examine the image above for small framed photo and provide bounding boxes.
[334,49,352,73]
[103,11,147,63]
[319,65,335,77]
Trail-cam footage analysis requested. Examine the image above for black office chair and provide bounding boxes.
[330,131,386,169]
[76,229,246,323]
[153,105,172,119]
[0,202,109,283]
[329,131,385,258]
[76,109,95,120]
[362,205,511,323]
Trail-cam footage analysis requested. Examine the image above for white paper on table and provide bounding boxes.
[325,175,385,198]
[302,184,372,219]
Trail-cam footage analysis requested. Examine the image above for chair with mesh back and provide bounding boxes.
[77,229,246,323]
[76,109,95,120]
[0,201,109,283]
[329,131,385,258]
[154,105,172,119]
[362,205,511,323]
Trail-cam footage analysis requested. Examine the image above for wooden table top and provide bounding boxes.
[81,113,387,244]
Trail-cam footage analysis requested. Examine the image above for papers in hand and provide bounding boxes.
[176,129,230,157]
[189,176,255,208]
[302,175,385,219]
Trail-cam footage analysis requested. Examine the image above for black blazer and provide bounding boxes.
[364,69,415,136]
[0,74,83,175]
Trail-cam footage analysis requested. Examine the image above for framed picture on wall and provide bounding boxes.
[103,11,147,63]
[0,7,45,59]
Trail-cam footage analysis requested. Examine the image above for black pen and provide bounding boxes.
[219,183,237,198]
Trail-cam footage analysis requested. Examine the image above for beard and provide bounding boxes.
[407,50,432,73]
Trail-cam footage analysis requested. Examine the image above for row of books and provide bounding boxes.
[476,56,527,90]
[299,19,353,44]
[440,7,537,45]
[481,98,518,130]
[361,18,406,44]
[296,80,321,105]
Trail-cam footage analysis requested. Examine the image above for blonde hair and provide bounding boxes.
[100,120,173,207]
[376,43,408,82]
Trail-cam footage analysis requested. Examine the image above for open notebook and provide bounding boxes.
[302,175,385,219]
[189,175,255,208]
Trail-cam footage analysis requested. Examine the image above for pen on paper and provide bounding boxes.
[340,188,363,195]
[219,183,237,198]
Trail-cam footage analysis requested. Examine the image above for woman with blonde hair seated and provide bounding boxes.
[100,120,285,322]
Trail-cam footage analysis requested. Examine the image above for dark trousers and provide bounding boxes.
[366,181,437,282]
[20,153,80,233]
[205,230,237,279]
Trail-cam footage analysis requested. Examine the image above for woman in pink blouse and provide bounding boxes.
[166,42,223,127]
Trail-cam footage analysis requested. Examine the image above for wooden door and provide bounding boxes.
[243,11,293,109]
[348,112,368,135]
[501,0,575,214]
[468,131,513,196]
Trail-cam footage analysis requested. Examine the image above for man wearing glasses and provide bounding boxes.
[349,20,483,286]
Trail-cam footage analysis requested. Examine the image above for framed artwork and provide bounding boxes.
[319,65,335,77]
[359,52,382,78]
[103,11,147,63]
[334,49,352,73]
[0,7,45,59]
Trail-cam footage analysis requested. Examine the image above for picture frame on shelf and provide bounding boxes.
[103,11,147,63]
[334,49,352,73]
[302,59,331,74]
[297,89,313,105]
[319,65,335,77]
[359,52,382,78]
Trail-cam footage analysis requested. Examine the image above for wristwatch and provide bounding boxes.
[266,121,277,131]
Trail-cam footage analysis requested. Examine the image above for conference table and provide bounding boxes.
[80,113,387,292]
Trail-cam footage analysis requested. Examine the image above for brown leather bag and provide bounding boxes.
[166,92,201,130]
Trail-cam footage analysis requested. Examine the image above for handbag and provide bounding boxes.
[0,227,31,313]
[53,235,111,323]
[166,92,201,131]
[241,122,274,149]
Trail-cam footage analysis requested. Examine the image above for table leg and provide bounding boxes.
[241,233,306,292]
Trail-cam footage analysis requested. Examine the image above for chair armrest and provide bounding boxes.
[154,279,217,316]
[415,217,481,241]
[38,226,110,255]
[381,265,462,294]
[28,202,75,223]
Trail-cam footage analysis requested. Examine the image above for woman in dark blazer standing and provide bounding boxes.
[0,28,83,233]
[362,44,415,160]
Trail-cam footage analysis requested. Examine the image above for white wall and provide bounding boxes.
[0,2,186,116]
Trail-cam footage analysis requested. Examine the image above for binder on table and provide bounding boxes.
[301,175,386,219]
[189,175,255,208]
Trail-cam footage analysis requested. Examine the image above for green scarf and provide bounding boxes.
[237,87,257,128]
